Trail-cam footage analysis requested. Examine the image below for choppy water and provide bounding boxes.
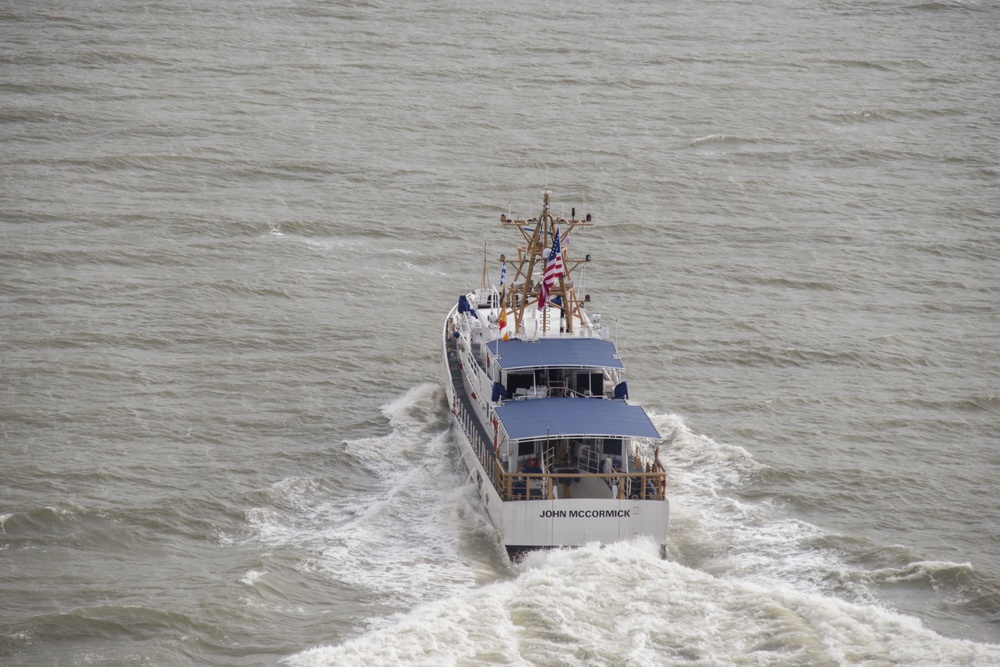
[2,0,999,664]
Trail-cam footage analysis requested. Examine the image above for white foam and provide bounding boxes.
[244,383,487,614]
[284,540,1000,666]
[652,413,867,596]
[652,411,991,635]
[241,569,266,586]
[867,560,975,585]
[250,393,998,665]
[400,261,449,277]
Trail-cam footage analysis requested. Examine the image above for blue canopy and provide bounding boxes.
[494,397,661,441]
[488,338,623,371]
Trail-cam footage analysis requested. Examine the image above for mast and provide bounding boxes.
[499,190,593,335]
[480,241,489,293]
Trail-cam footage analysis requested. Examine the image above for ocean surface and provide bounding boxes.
[2,0,999,664]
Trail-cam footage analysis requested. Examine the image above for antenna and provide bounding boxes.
[481,241,489,291]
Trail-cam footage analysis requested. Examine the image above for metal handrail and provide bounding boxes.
[499,470,667,501]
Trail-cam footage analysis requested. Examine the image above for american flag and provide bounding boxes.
[538,229,564,309]
[498,261,508,339]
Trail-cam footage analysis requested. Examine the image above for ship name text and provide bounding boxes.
[538,509,631,519]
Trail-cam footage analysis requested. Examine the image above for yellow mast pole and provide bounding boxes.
[500,191,593,336]
[480,241,489,294]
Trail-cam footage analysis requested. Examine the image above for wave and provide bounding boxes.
[237,388,1000,664]
[810,107,902,124]
[242,384,494,618]
[906,1,980,11]
[821,60,896,73]
[0,498,241,550]
[653,414,867,598]
[867,560,977,588]
[689,134,778,147]
[652,413,1000,637]
[8,605,201,643]
[283,540,1000,667]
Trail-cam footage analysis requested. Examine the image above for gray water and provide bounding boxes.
[2,0,999,664]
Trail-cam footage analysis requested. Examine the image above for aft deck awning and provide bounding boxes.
[494,397,661,441]
[487,338,623,371]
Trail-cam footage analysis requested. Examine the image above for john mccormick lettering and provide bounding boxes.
[539,509,631,518]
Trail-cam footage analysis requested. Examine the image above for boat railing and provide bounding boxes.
[499,470,667,501]
[542,447,556,474]
[563,387,602,399]
[578,447,601,473]
[456,398,667,501]
[455,394,499,490]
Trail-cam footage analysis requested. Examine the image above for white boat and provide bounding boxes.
[442,190,669,559]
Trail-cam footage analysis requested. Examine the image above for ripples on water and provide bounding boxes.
[2,0,999,664]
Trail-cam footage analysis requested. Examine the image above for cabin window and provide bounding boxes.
[575,372,604,396]
[602,439,622,457]
[507,373,534,395]
[518,441,536,457]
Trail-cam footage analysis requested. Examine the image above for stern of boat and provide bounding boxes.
[500,497,669,552]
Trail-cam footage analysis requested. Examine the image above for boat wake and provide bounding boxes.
[243,384,500,626]
[284,539,996,667]
[654,412,878,600]
[259,386,999,665]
